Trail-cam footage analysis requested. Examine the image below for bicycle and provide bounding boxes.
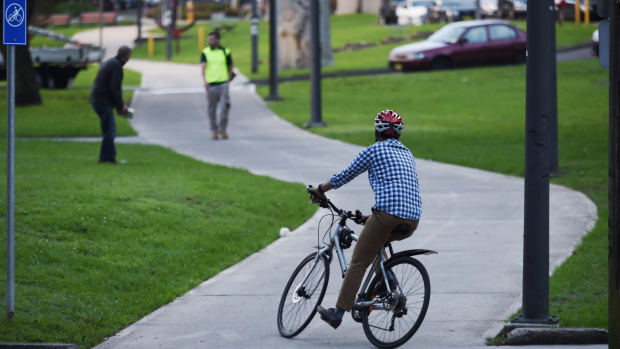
[276,185,437,349]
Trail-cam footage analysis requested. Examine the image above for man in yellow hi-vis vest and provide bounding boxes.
[201,31,234,140]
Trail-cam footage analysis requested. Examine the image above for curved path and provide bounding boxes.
[74,27,598,348]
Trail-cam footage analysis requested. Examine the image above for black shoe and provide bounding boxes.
[98,159,117,164]
[317,305,342,329]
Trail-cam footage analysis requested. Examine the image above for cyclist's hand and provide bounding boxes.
[358,214,371,225]
[309,189,328,208]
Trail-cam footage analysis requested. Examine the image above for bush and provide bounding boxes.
[53,1,98,17]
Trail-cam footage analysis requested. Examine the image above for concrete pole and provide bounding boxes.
[266,0,282,101]
[305,0,325,127]
[520,0,553,323]
[549,5,560,175]
[6,45,15,320]
[608,1,620,347]
[137,0,143,43]
[251,0,259,73]
[99,0,103,50]
[166,0,173,60]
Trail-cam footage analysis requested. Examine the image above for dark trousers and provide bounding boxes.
[92,103,116,162]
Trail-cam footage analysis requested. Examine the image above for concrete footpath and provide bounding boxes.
[73,28,601,349]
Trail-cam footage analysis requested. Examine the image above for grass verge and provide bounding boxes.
[0,140,315,348]
[131,15,597,79]
[257,58,608,329]
[0,65,139,137]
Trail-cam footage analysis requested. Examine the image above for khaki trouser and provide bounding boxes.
[336,210,419,311]
[207,82,230,133]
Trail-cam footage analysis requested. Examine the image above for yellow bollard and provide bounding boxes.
[584,0,590,25]
[187,0,194,23]
[574,0,580,24]
[148,34,154,57]
[198,26,205,52]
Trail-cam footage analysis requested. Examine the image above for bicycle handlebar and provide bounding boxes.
[307,185,365,224]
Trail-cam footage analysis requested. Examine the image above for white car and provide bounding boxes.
[396,0,436,25]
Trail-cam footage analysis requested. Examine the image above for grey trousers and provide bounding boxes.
[207,82,230,133]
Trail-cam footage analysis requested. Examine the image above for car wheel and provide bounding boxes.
[512,51,526,65]
[432,57,452,70]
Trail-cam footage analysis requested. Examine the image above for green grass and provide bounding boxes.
[257,58,609,329]
[0,66,140,137]
[0,140,315,348]
[131,14,598,79]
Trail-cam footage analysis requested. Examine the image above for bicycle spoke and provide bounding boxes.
[278,254,329,337]
[363,258,430,347]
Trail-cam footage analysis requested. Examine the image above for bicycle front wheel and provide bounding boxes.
[362,257,431,349]
[277,252,330,338]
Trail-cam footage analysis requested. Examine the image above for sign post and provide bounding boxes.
[3,0,26,319]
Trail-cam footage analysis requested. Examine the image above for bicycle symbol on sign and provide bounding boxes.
[6,4,24,28]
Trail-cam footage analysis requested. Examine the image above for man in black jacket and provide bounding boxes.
[89,46,131,164]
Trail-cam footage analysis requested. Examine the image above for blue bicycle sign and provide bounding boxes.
[5,3,23,27]
[3,0,27,45]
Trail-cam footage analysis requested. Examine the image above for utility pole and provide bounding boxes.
[511,0,558,327]
[265,0,282,101]
[99,0,103,51]
[166,0,173,60]
[549,5,560,175]
[137,0,143,44]
[251,0,259,73]
[608,0,620,346]
[304,0,325,127]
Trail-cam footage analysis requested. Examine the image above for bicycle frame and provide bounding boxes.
[296,212,403,311]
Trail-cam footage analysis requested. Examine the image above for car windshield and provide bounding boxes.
[409,0,436,6]
[427,25,467,43]
[441,0,475,6]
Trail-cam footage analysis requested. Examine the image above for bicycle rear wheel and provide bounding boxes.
[277,252,330,338]
[362,257,431,349]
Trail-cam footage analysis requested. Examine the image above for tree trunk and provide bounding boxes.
[0,0,42,106]
[278,0,333,70]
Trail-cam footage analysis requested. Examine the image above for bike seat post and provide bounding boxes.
[379,249,391,293]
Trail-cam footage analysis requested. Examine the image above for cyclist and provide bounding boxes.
[310,110,422,329]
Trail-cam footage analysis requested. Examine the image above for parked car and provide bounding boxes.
[427,0,477,23]
[396,0,436,25]
[388,20,526,71]
[497,0,527,19]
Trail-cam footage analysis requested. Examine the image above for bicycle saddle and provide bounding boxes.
[391,224,411,235]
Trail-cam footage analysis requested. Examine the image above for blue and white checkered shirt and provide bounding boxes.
[330,138,422,221]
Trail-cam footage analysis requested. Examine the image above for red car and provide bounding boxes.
[388,20,527,71]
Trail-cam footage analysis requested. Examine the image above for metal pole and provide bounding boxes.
[6,45,15,319]
[550,5,560,175]
[166,0,173,60]
[266,0,282,101]
[99,0,103,50]
[251,0,259,73]
[475,0,481,19]
[608,1,620,347]
[305,0,325,127]
[519,0,553,323]
[137,0,143,43]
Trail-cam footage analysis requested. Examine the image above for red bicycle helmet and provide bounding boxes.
[375,110,404,136]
